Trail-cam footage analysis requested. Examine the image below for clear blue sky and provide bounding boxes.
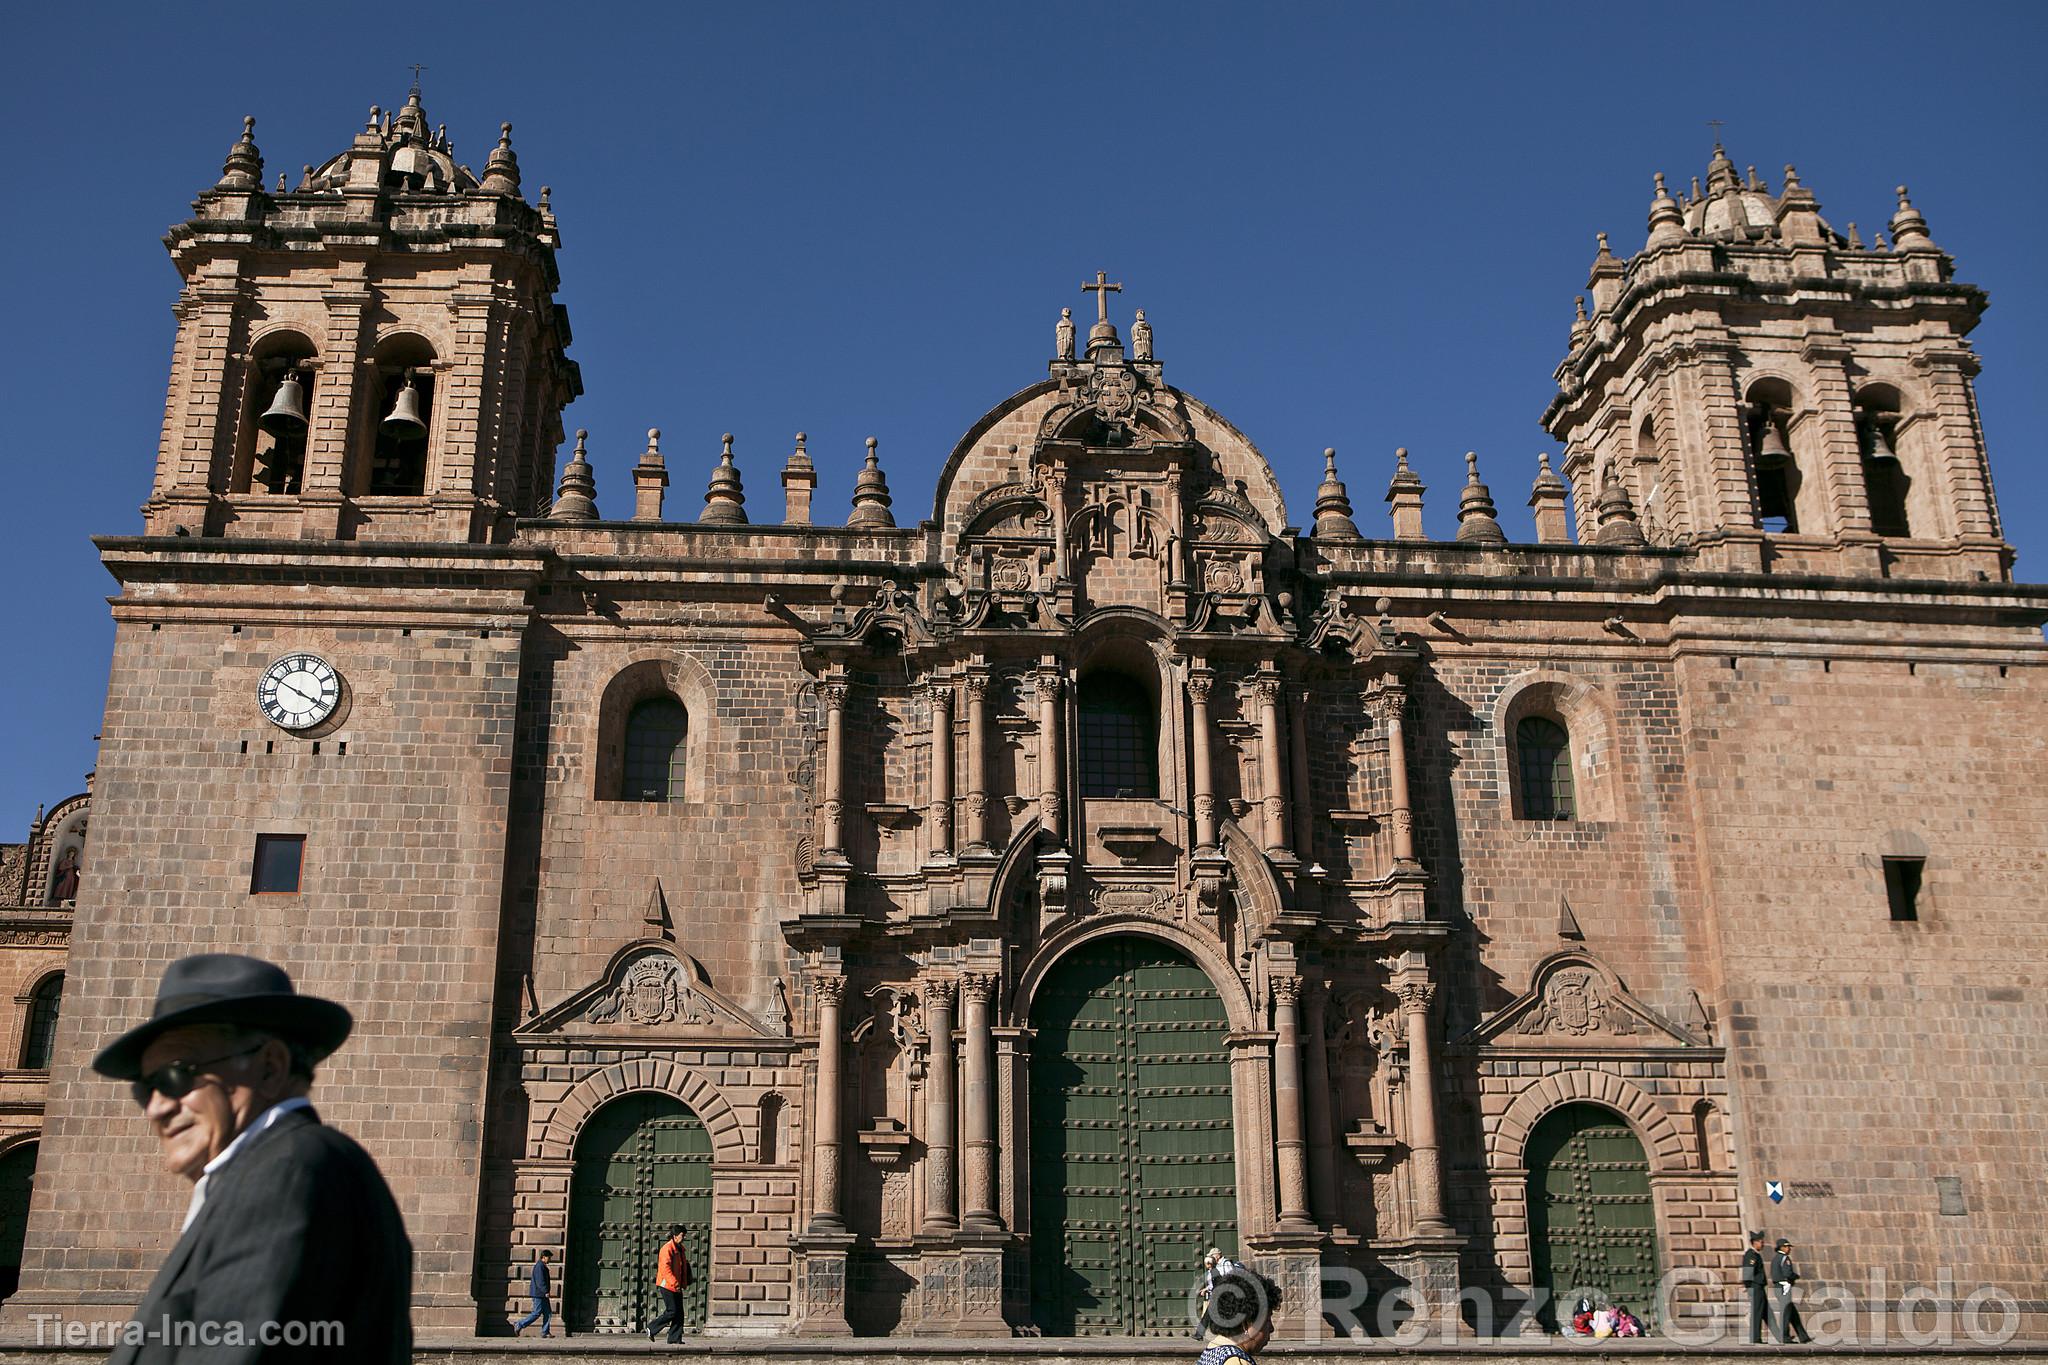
[2,2,2043,830]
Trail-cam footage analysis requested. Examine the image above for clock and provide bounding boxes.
[258,653,342,731]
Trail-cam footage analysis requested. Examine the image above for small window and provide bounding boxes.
[623,698,688,802]
[1077,671,1158,799]
[21,975,62,1070]
[1884,856,1924,921]
[1516,716,1575,820]
[251,834,305,895]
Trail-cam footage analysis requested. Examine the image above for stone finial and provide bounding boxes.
[1529,452,1571,544]
[1055,307,1075,361]
[1846,221,1864,250]
[1454,452,1507,545]
[1646,172,1686,248]
[480,122,522,197]
[1131,308,1153,361]
[1571,295,1592,346]
[1594,463,1647,547]
[701,433,748,524]
[848,437,896,529]
[277,172,287,193]
[1707,139,1739,193]
[217,116,264,191]
[782,432,817,525]
[299,163,315,190]
[550,430,599,522]
[632,427,668,522]
[1747,164,1764,192]
[1774,161,1825,244]
[1783,163,1802,190]
[1385,447,1427,541]
[1874,230,1889,250]
[1311,448,1362,542]
[1889,184,1938,252]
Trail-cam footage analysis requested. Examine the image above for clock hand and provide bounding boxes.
[276,679,321,708]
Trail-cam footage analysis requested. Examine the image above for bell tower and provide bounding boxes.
[1544,142,2008,581]
[145,86,580,543]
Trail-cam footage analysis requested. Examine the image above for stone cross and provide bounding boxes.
[1082,271,1123,323]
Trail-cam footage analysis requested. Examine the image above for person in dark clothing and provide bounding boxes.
[1196,1267,1281,1365]
[1773,1238,1814,1344]
[1741,1231,1776,1343]
[513,1250,553,1338]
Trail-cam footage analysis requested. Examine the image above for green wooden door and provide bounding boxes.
[0,1143,35,1300]
[1029,937,1237,1336]
[566,1093,713,1334]
[1526,1103,1660,1327]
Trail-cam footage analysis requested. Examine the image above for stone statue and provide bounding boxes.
[1131,308,1152,360]
[50,847,80,905]
[1056,307,1075,360]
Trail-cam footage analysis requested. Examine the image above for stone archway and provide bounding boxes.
[1026,935,1236,1337]
[565,1093,713,1335]
[1524,1103,1660,1328]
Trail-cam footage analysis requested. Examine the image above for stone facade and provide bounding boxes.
[2,100,2044,1340]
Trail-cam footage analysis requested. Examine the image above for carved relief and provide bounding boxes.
[587,953,711,1027]
[1517,968,1637,1036]
[1087,882,1179,918]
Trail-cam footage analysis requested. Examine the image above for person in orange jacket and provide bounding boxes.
[646,1226,693,1343]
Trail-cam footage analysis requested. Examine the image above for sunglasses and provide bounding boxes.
[129,1043,267,1107]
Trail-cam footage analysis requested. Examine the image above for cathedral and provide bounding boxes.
[5,87,2045,1340]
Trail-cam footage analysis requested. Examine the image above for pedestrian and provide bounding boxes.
[1772,1237,1814,1344]
[1197,1266,1281,1365]
[513,1250,553,1338]
[646,1226,692,1343]
[90,952,413,1363]
[1742,1230,1775,1343]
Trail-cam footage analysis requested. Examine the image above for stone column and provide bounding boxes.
[808,973,848,1234]
[1044,465,1070,581]
[1188,665,1219,851]
[821,674,848,858]
[1254,672,1290,857]
[1378,683,1420,872]
[1302,983,1338,1227]
[964,668,991,853]
[1035,669,1064,847]
[1288,684,1315,860]
[1270,976,1316,1233]
[1397,978,1454,1238]
[921,978,958,1234]
[960,972,1003,1233]
[928,677,954,859]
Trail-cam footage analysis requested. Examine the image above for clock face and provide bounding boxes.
[258,653,341,731]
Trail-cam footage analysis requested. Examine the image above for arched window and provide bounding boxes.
[1077,670,1158,798]
[1856,390,1912,537]
[1515,716,1575,820]
[236,333,317,495]
[20,975,61,1071]
[1747,403,1800,534]
[362,336,436,497]
[622,698,688,802]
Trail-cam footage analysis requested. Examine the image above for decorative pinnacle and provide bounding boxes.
[1783,163,1801,189]
[1890,184,1937,252]
[1455,452,1506,545]
[481,122,522,197]
[217,115,264,191]
[550,429,599,522]
[1594,462,1646,547]
[786,431,813,470]
[1313,447,1362,542]
[849,437,896,529]
[1575,296,1589,324]
[644,428,663,461]
[1647,172,1685,247]
[701,433,747,524]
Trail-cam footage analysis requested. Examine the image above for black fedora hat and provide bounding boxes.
[91,953,352,1081]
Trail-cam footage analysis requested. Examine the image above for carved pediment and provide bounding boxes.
[1463,950,1703,1048]
[517,941,776,1039]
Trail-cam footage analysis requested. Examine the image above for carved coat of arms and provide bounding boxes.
[588,954,711,1027]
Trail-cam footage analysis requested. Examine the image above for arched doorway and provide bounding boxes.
[1526,1103,1660,1327]
[1028,936,1236,1336]
[566,1093,711,1334]
[0,1142,35,1300]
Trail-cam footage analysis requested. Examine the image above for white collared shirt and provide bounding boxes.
[180,1096,312,1233]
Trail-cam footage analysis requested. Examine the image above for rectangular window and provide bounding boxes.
[1883,856,1924,921]
[251,834,305,895]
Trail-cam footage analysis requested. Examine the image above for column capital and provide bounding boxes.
[1394,979,1436,1016]
[812,973,847,1008]
[1270,975,1302,1008]
[960,971,1000,1004]
[1252,674,1283,705]
[1370,682,1409,723]
[927,676,955,709]
[924,975,958,1011]
[1033,670,1063,701]
[1187,668,1215,704]
[964,668,992,700]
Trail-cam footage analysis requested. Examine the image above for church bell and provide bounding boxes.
[258,369,308,436]
[1753,411,1793,470]
[382,376,427,437]
[1863,416,1900,463]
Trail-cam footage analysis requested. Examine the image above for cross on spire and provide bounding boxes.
[1081,270,1123,324]
[409,63,428,96]
[1707,118,1725,149]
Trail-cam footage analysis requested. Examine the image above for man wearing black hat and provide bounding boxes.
[1772,1238,1814,1345]
[1741,1231,1776,1343]
[92,953,412,1363]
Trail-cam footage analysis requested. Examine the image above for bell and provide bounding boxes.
[258,369,308,436]
[1864,418,1900,463]
[382,376,426,436]
[1753,413,1793,470]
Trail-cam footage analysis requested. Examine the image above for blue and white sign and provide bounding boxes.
[1767,1180,1785,1204]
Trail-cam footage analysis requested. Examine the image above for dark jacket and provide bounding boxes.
[110,1105,412,1364]
[1741,1248,1768,1290]
[530,1257,550,1299]
[1772,1251,1802,1286]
